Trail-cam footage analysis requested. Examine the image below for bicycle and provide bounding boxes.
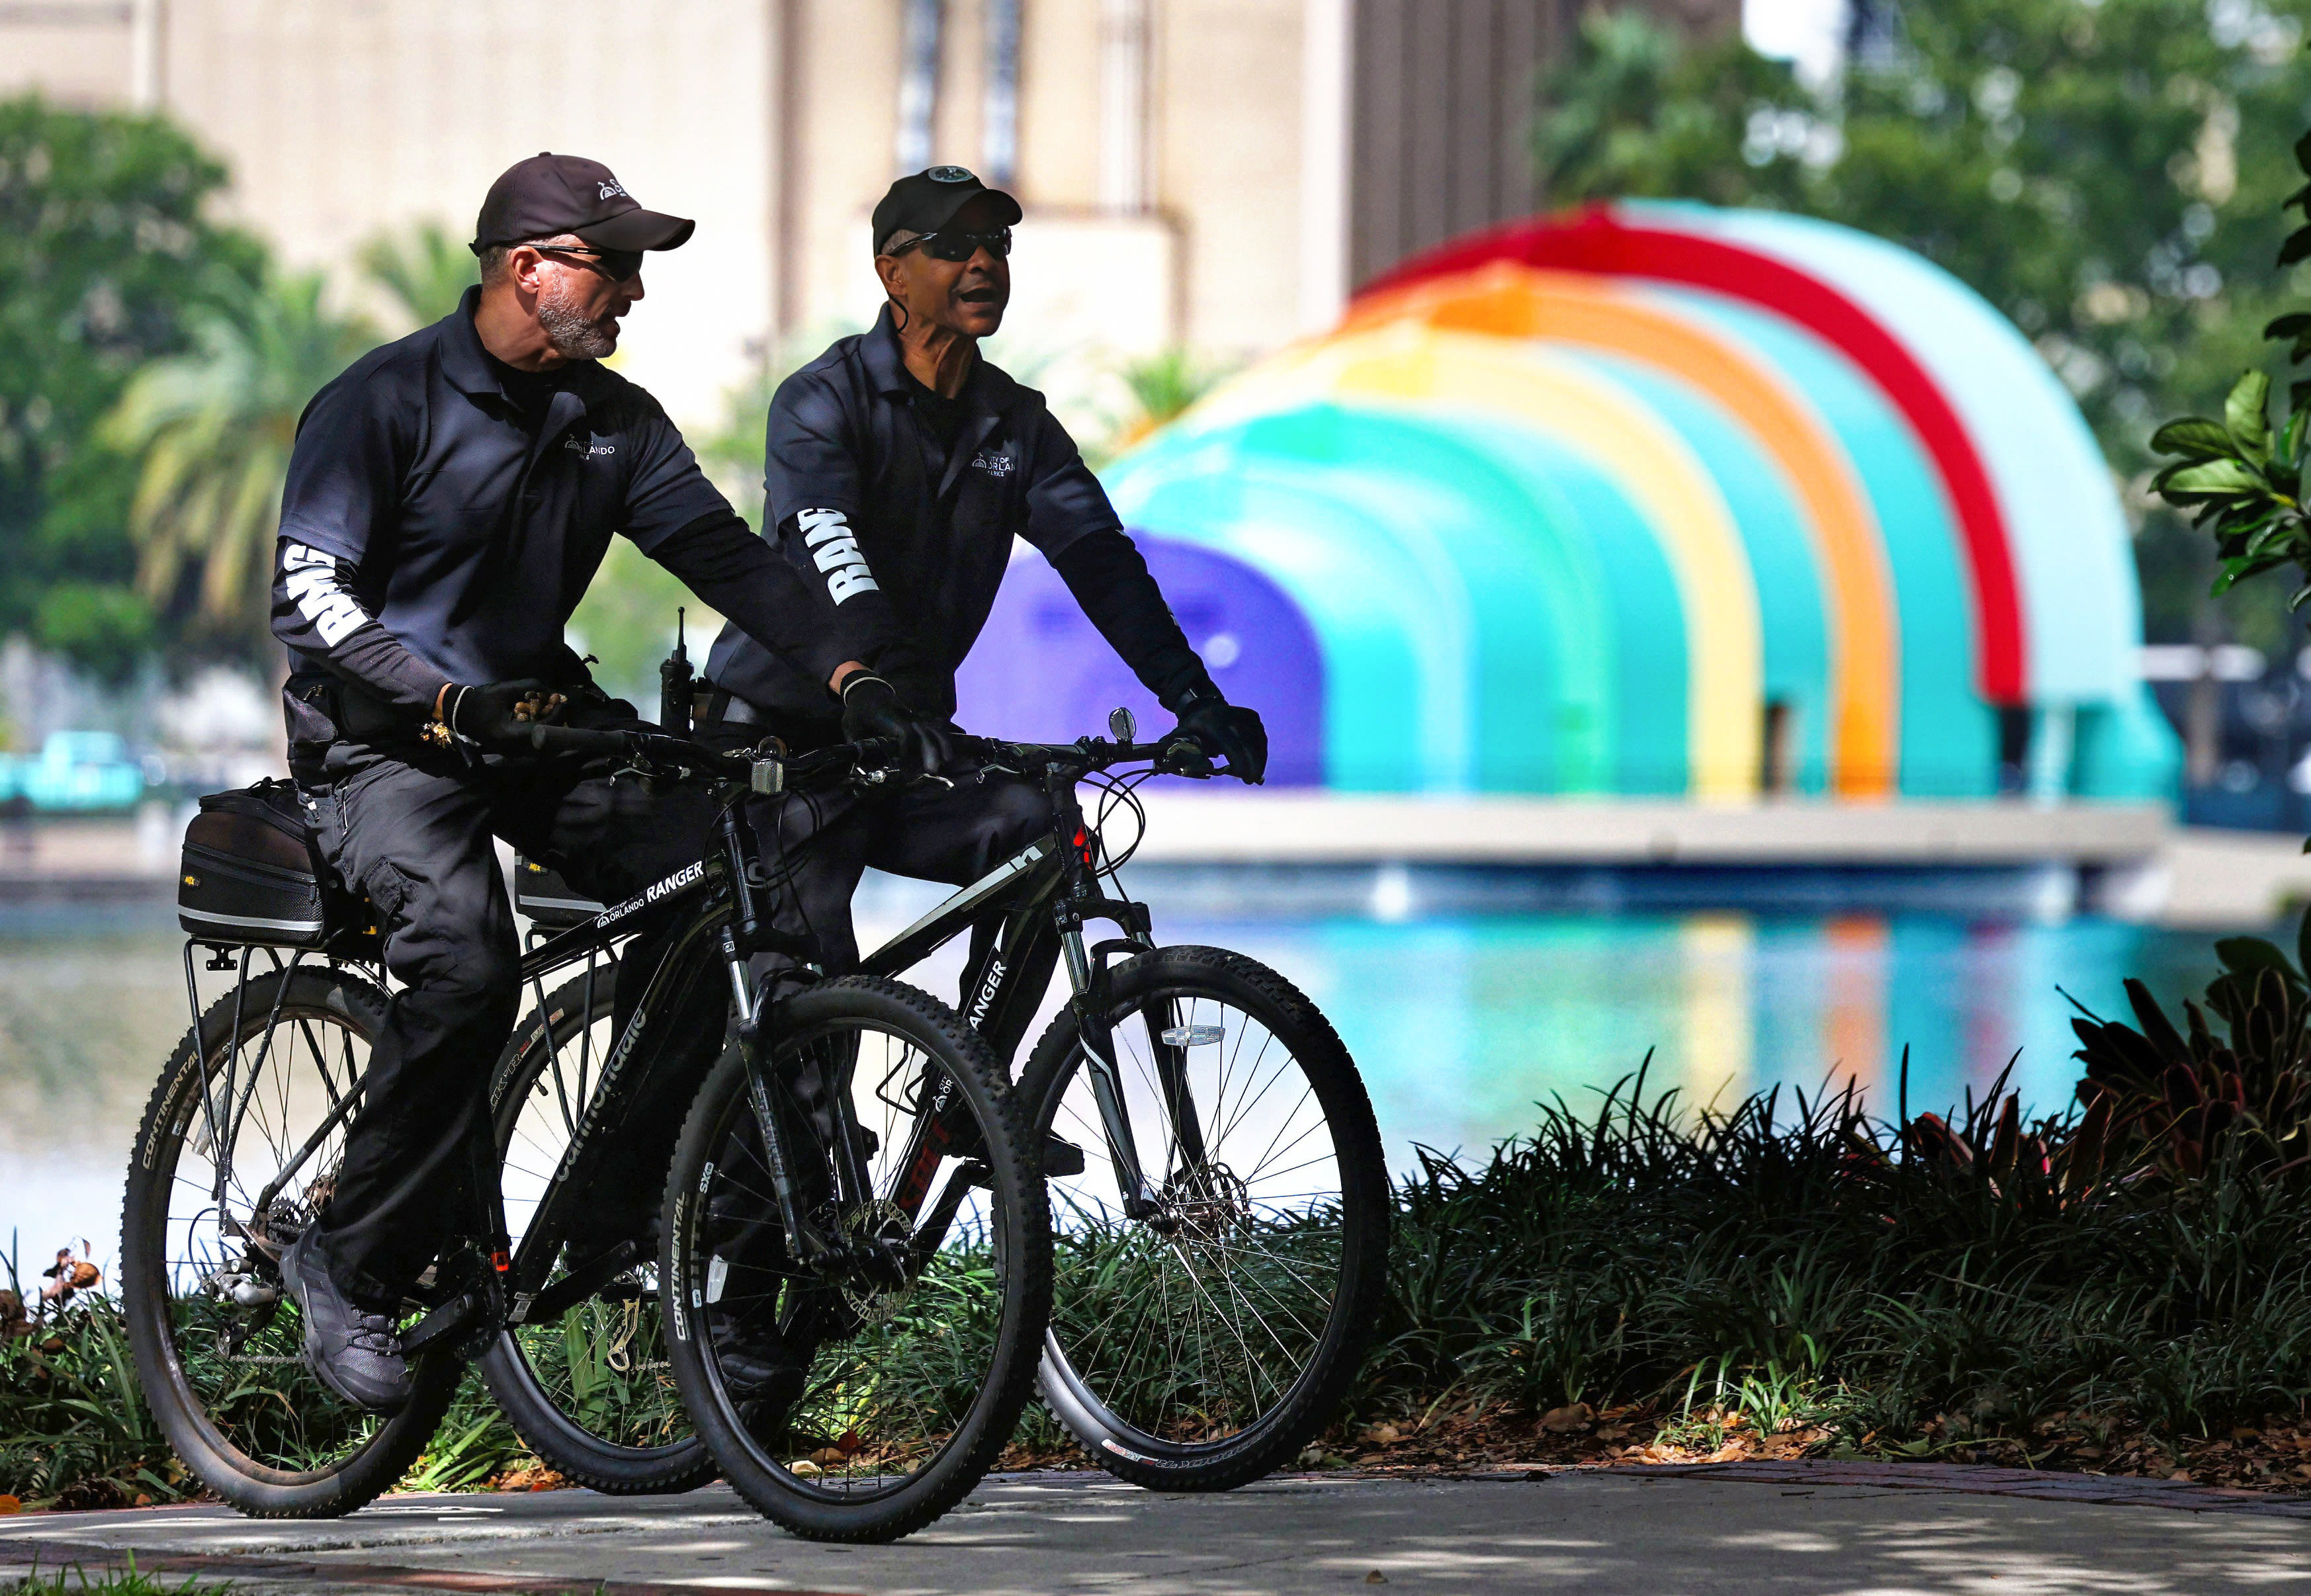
[814,712,1392,1491]
[122,729,1051,1542]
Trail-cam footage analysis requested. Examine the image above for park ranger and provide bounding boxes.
[698,165,1269,990]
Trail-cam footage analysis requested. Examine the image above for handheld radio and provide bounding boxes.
[659,607,693,735]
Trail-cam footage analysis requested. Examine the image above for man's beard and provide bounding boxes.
[538,280,618,359]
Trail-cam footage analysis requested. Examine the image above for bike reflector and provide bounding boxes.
[1160,1025,1225,1048]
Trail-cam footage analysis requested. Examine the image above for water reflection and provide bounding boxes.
[1163,912,2238,1169]
[0,901,2255,1277]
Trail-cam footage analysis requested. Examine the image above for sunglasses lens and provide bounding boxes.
[603,251,643,279]
[925,229,1010,261]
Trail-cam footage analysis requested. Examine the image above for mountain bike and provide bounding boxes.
[121,730,1050,1542]
[832,716,1392,1491]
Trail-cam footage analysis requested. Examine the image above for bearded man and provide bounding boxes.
[263,153,939,1411]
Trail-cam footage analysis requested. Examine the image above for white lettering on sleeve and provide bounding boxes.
[795,508,880,605]
[282,542,371,648]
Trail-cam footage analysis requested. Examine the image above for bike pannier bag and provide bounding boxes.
[178,779,329,946]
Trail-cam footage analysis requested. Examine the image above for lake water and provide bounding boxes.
[0,888,2261,1284]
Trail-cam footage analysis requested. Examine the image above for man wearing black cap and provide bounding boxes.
[264,153,943,1412]
[699,166,1267,998]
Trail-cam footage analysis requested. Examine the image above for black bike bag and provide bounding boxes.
[179,779,374,952]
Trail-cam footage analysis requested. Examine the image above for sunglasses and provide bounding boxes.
[888,226,1012,263]
[537,245,646,282]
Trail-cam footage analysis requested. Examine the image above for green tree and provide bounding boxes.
[0,93,263,683]
[359,220,476,333]
[1536,2,2311,649]
[101,271,376,654]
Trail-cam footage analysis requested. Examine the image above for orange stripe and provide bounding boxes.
[1352,264,1899,798]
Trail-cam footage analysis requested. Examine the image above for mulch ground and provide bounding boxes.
[1055,1400,2311,1497]
[28,1402,2311,1512]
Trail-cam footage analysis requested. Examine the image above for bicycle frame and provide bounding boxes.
[855,751,1201,1220]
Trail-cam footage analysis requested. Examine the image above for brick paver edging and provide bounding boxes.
[0,1543,863,1596]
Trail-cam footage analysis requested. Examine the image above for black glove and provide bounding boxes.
[839,673,954,777]
[1170,688,1267,784]
[445,679,566,749]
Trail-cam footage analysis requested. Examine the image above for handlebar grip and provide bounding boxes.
[525,722,634,756]
[1156,734,1215,778]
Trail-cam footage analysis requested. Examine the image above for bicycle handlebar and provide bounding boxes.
[520,723,898,791]
[519,721,1229,788]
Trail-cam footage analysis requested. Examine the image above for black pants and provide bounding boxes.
[744,761,1054,997]
[307,741,715,1308]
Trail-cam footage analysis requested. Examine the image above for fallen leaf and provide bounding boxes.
[1366,1574,1388,1585]
[1540,1403,1593,1435]
[836,1431,863,1456]
[0,1496,19,1515]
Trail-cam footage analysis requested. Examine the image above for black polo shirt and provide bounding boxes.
[703,306,1123,721]
[279,286,730,688]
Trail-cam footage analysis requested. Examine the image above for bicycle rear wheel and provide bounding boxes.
[1020,945,1389,1491]
[662,976,1049,1542]
[121,962,460,1517]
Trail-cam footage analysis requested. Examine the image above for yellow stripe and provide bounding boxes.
[1354,265,1899,798]
[1207,325,1763,800]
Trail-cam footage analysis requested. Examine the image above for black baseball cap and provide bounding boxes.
[470,153,695,255]
[871,166,1023,255]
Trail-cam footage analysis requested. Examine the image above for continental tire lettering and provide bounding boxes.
[146,1060,199,1169]
[797,507,879,605]
[668,1192,691,1339]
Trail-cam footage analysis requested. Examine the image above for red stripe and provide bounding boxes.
[1358,204,2028,704]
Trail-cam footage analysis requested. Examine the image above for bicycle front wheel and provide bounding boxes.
[120,962,460,1517]
[481,961,715,1494]
[1020,945,1389,1491]
[662,976,1050,1542]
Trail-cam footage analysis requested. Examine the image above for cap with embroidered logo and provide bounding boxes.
[471,152,695,256]
[871,166,1023,255]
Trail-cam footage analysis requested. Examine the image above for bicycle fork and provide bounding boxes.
[1062,927,1212,1227]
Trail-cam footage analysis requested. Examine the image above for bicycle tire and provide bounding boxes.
[121,964,462,1518]
[480,964,716,1494]
[1020,945,1389,1492]
[662,976,1050,1542]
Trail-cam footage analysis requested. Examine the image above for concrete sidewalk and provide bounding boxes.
[4,1464,2310,1595]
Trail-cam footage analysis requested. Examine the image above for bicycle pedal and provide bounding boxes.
[1043,1135,1086,1177]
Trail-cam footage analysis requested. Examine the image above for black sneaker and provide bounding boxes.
[280,1232,413,1414]
[718,1333,809,1447]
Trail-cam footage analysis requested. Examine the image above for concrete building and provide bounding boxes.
[3,0,1735,425]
